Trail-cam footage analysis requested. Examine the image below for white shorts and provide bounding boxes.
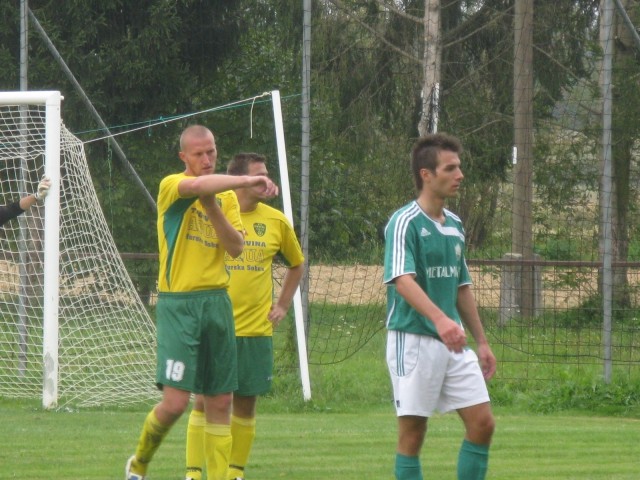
[386,330,490,417]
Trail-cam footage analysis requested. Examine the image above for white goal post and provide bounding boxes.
[0,91,157,409]
[271,90,311,401]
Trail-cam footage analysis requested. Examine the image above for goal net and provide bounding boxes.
[0,92,158,408]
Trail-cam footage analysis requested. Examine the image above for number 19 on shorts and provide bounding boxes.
[165,359,185,382]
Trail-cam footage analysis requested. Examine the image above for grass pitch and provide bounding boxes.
[1,399,639,479]
[2,326,640,479]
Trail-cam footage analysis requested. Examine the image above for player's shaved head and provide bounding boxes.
[180,125,214,151]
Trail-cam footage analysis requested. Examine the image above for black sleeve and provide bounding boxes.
[0,201,26,227]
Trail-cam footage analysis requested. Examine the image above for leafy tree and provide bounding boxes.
[0,0,296,295]
[310,0,603,258]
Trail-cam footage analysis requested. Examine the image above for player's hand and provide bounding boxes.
[477,343,497,380]
[435,317,467,353]
[268,304,287,328]
[35,176,51,202]
[253,176,279,199]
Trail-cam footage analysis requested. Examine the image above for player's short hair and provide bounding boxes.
[179,125,213,151]
[227,152,267,176]
[411,133,463,191]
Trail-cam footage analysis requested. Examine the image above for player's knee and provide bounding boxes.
[159,392,191,418]
[193,394,205,412]
[481,413,495,438]
[204,392,233,417]
[469,412,495,443]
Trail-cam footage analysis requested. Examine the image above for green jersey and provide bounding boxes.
[383,201,471,339]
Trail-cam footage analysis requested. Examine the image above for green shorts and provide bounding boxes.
[155,289,237,395]
[236,336,273,396]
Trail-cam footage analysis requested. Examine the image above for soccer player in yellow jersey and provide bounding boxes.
[125,127,278,480]
[184,153,305,480]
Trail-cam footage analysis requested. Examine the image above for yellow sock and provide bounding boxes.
[185,409,206,480]
[204,423,232,480]
[131,408,171,475]
[228,415,256,480]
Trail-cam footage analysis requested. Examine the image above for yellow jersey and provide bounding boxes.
[157,173,242,292]
[227,203,304,336]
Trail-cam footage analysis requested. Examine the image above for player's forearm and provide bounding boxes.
[275,264,304,311]
[179,174,258,197]
[19,195,37,211]
[457,285,489,346]
[200,201,244,257]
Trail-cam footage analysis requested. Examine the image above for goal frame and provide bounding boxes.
[271,90,311,401]
[0,90,311,407]
[0,90,62,408]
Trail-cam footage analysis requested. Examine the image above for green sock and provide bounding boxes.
[457,439,489,480]
[395,453,422,480]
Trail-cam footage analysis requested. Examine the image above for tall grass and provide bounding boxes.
[272,323,640,418]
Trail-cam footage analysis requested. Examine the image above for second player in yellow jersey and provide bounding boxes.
[226,201,304,337]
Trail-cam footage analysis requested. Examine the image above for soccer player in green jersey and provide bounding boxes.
[383,133,496,480]
[125,126,278,480]
[184,153,304,480]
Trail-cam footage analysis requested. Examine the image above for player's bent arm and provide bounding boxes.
[179,174,276,198]
[269,263,305,324]
[199,195,244,258]
[394,274,466,352]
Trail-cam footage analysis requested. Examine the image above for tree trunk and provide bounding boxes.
[418,0,441,136]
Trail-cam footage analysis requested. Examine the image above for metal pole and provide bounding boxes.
[300,0,312,352]
[20,0,28,90]
[600,0,614,384]
[18,0,29,377]
[612,0,640,51]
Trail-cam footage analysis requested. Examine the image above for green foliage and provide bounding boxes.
[308,153,390,262]
[492,371,640,417]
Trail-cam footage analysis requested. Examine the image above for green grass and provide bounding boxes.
[1,399,640,479]
[2,329,640,478]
